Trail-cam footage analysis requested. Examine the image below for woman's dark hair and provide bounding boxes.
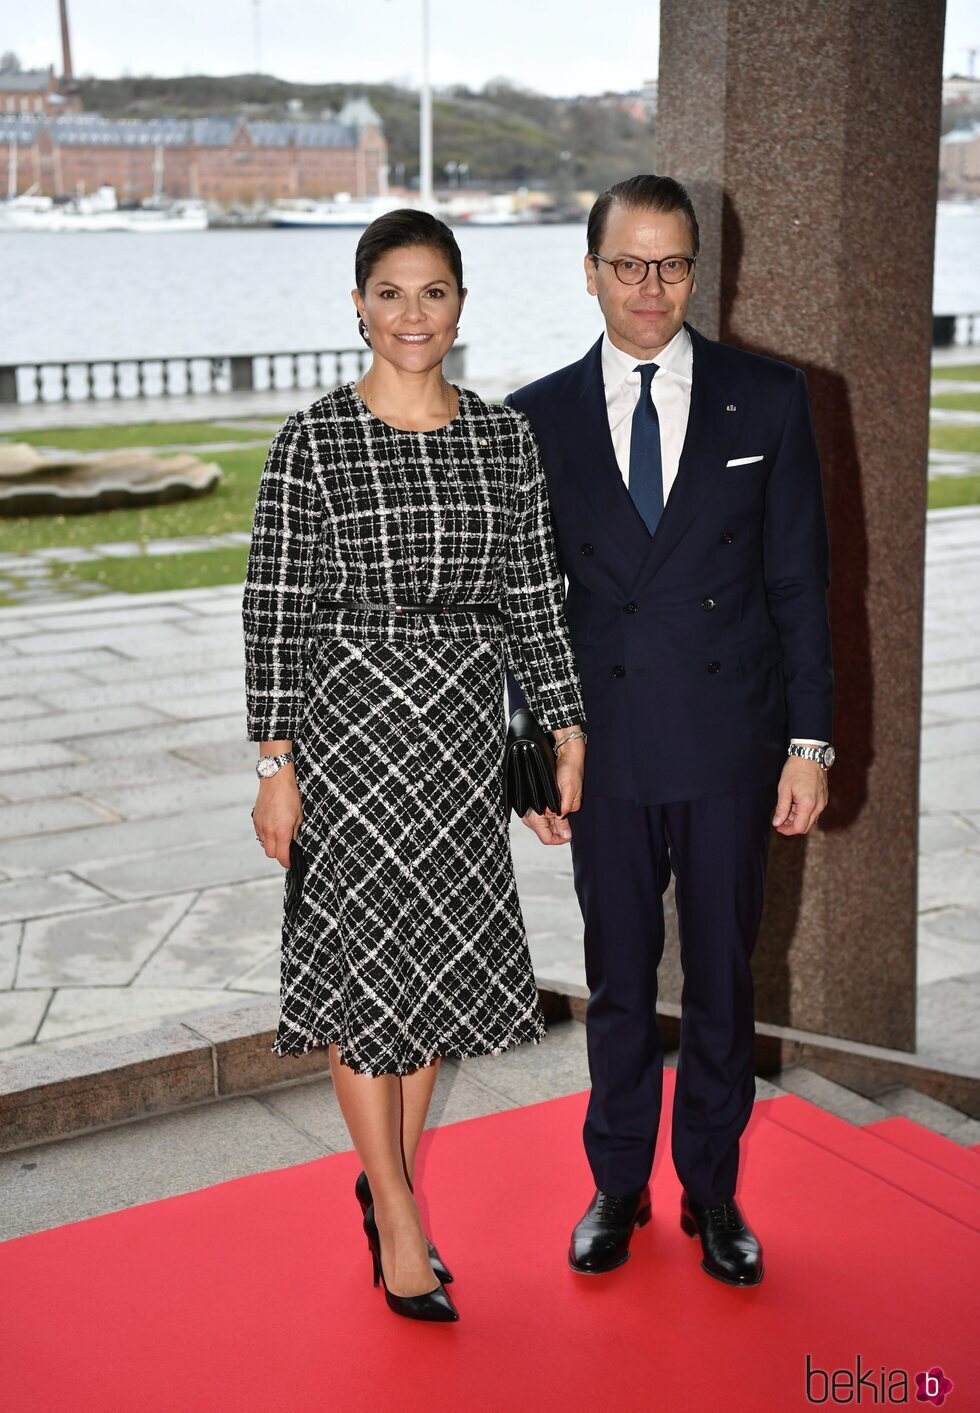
[586,175,700,258]
[354,208,464,294]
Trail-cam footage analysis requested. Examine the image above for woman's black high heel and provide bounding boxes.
[355,1170,454,1284]
[363,1205,459,1323]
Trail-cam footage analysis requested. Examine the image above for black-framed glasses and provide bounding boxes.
[590,252,696,286]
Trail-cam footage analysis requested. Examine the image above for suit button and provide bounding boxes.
[623,601,637,614]
[721,532,734,545]
[612,665,626,678]
[707,660,721,674]
[580,542,594,556]
[701,598,716,611]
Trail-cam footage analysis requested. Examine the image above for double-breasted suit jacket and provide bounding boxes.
[507,323,833,804]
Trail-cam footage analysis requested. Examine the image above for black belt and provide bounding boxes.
[322,600,500,618]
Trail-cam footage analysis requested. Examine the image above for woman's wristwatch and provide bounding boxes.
[787,743,835,770]
[256,752,295,779]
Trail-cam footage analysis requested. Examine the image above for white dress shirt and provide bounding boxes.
[601,325,693,500]
[599,327,826,753]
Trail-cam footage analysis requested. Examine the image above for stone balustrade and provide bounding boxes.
[0,345,467,405]
[932,313,980,349]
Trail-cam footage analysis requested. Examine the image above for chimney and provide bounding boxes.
[59,0,74,81]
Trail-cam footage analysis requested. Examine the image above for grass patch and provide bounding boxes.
[929,424,980,455]
[928,474,980,510]
[0,446,266,556]
[52,544,250,596]
[931,391,980,413]
[6,421,275,451]
[933,363,980,383]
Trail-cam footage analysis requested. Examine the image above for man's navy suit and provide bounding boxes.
[506,323,833,1204]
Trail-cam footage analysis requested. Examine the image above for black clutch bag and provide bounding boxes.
[284,839,306,922]
[504,708,561,819]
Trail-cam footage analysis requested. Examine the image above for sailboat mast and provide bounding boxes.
[419,0,432,209]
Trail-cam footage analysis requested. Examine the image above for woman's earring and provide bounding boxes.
[358,317,372,348]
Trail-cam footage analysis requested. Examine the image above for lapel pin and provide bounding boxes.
[725,404,737,412]
[479,437,488,446]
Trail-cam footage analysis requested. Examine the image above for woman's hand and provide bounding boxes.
[521,732,584,847]
[252,770,303,868]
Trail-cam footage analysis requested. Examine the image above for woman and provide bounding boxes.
[243,209,585,1324]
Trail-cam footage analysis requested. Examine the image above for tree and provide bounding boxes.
[0,52,22,75]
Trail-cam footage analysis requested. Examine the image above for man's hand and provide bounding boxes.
[772,757,828,836]
[521,734,584,846]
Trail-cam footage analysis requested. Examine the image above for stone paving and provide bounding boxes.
[0,506,976,1071]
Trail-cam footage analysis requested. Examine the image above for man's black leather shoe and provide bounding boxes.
[680,1193,763,1286]
[568,1187,652,1274]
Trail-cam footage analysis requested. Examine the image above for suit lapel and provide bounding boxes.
[558,337,652,567]
[631,325,748,589]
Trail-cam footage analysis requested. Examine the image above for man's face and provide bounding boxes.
[584,203,697,360]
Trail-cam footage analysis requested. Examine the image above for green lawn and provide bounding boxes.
[931,391,980,413]
[933,363,980,383]
[928,474,980,510]
[0,445,266,556]
[7,421,275,451]
[929,423,980,455]
[52,544,250,596]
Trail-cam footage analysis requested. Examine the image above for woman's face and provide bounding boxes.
[353,244,466,374]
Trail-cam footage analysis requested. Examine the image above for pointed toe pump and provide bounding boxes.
[363,1206,459,1323]
[355,1170,454,1284]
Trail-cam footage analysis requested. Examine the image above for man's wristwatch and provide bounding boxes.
[256,751,295,779]
[787,743,835,770]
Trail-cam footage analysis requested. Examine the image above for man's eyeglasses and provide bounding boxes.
[590,253,696,286]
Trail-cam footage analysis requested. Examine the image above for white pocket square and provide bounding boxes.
[726,455,765,467]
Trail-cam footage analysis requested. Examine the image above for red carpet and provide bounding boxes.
[864,1116,980,1190]
[3,1072,978,1413]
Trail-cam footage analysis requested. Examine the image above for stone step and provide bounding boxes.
[768,1067,893,1125]
[874,1086,980,1147]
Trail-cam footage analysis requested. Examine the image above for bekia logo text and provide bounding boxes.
[806,1354,955,1405]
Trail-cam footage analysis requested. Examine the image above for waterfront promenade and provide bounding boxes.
[0,508,977,1072]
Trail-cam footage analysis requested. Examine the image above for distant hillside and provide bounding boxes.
[74,74,654,191]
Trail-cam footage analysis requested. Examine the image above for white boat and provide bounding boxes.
[462,209,530,226]
[0,185,208,233]
[270,193,404,228]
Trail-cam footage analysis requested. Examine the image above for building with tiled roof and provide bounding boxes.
[0,106,387,203]
[0,65,81,117]
[939,120,980,199]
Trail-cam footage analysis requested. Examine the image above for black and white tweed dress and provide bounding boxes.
[243,383,585,1075]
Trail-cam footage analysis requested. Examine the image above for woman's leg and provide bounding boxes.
[328,1045,436,1297]
[399,1058,441,1184]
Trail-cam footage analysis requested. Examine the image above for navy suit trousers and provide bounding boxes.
[570,783,776,1205]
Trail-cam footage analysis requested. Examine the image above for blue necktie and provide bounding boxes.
[628,363,663,535]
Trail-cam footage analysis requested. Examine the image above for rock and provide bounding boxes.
[0,445,222,516]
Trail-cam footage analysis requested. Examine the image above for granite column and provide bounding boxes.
[655,0,946,1048]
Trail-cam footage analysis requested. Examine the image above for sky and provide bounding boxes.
[3,0,978,95]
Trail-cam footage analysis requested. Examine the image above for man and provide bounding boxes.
[507,175,833,1287]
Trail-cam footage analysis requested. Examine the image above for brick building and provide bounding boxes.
[939,121,980,200]
[0,66,81,117]
[0,98,387,204]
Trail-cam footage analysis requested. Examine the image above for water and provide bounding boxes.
[0,225,604,397]
[933,205,980,315]
[1,207,977,394]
